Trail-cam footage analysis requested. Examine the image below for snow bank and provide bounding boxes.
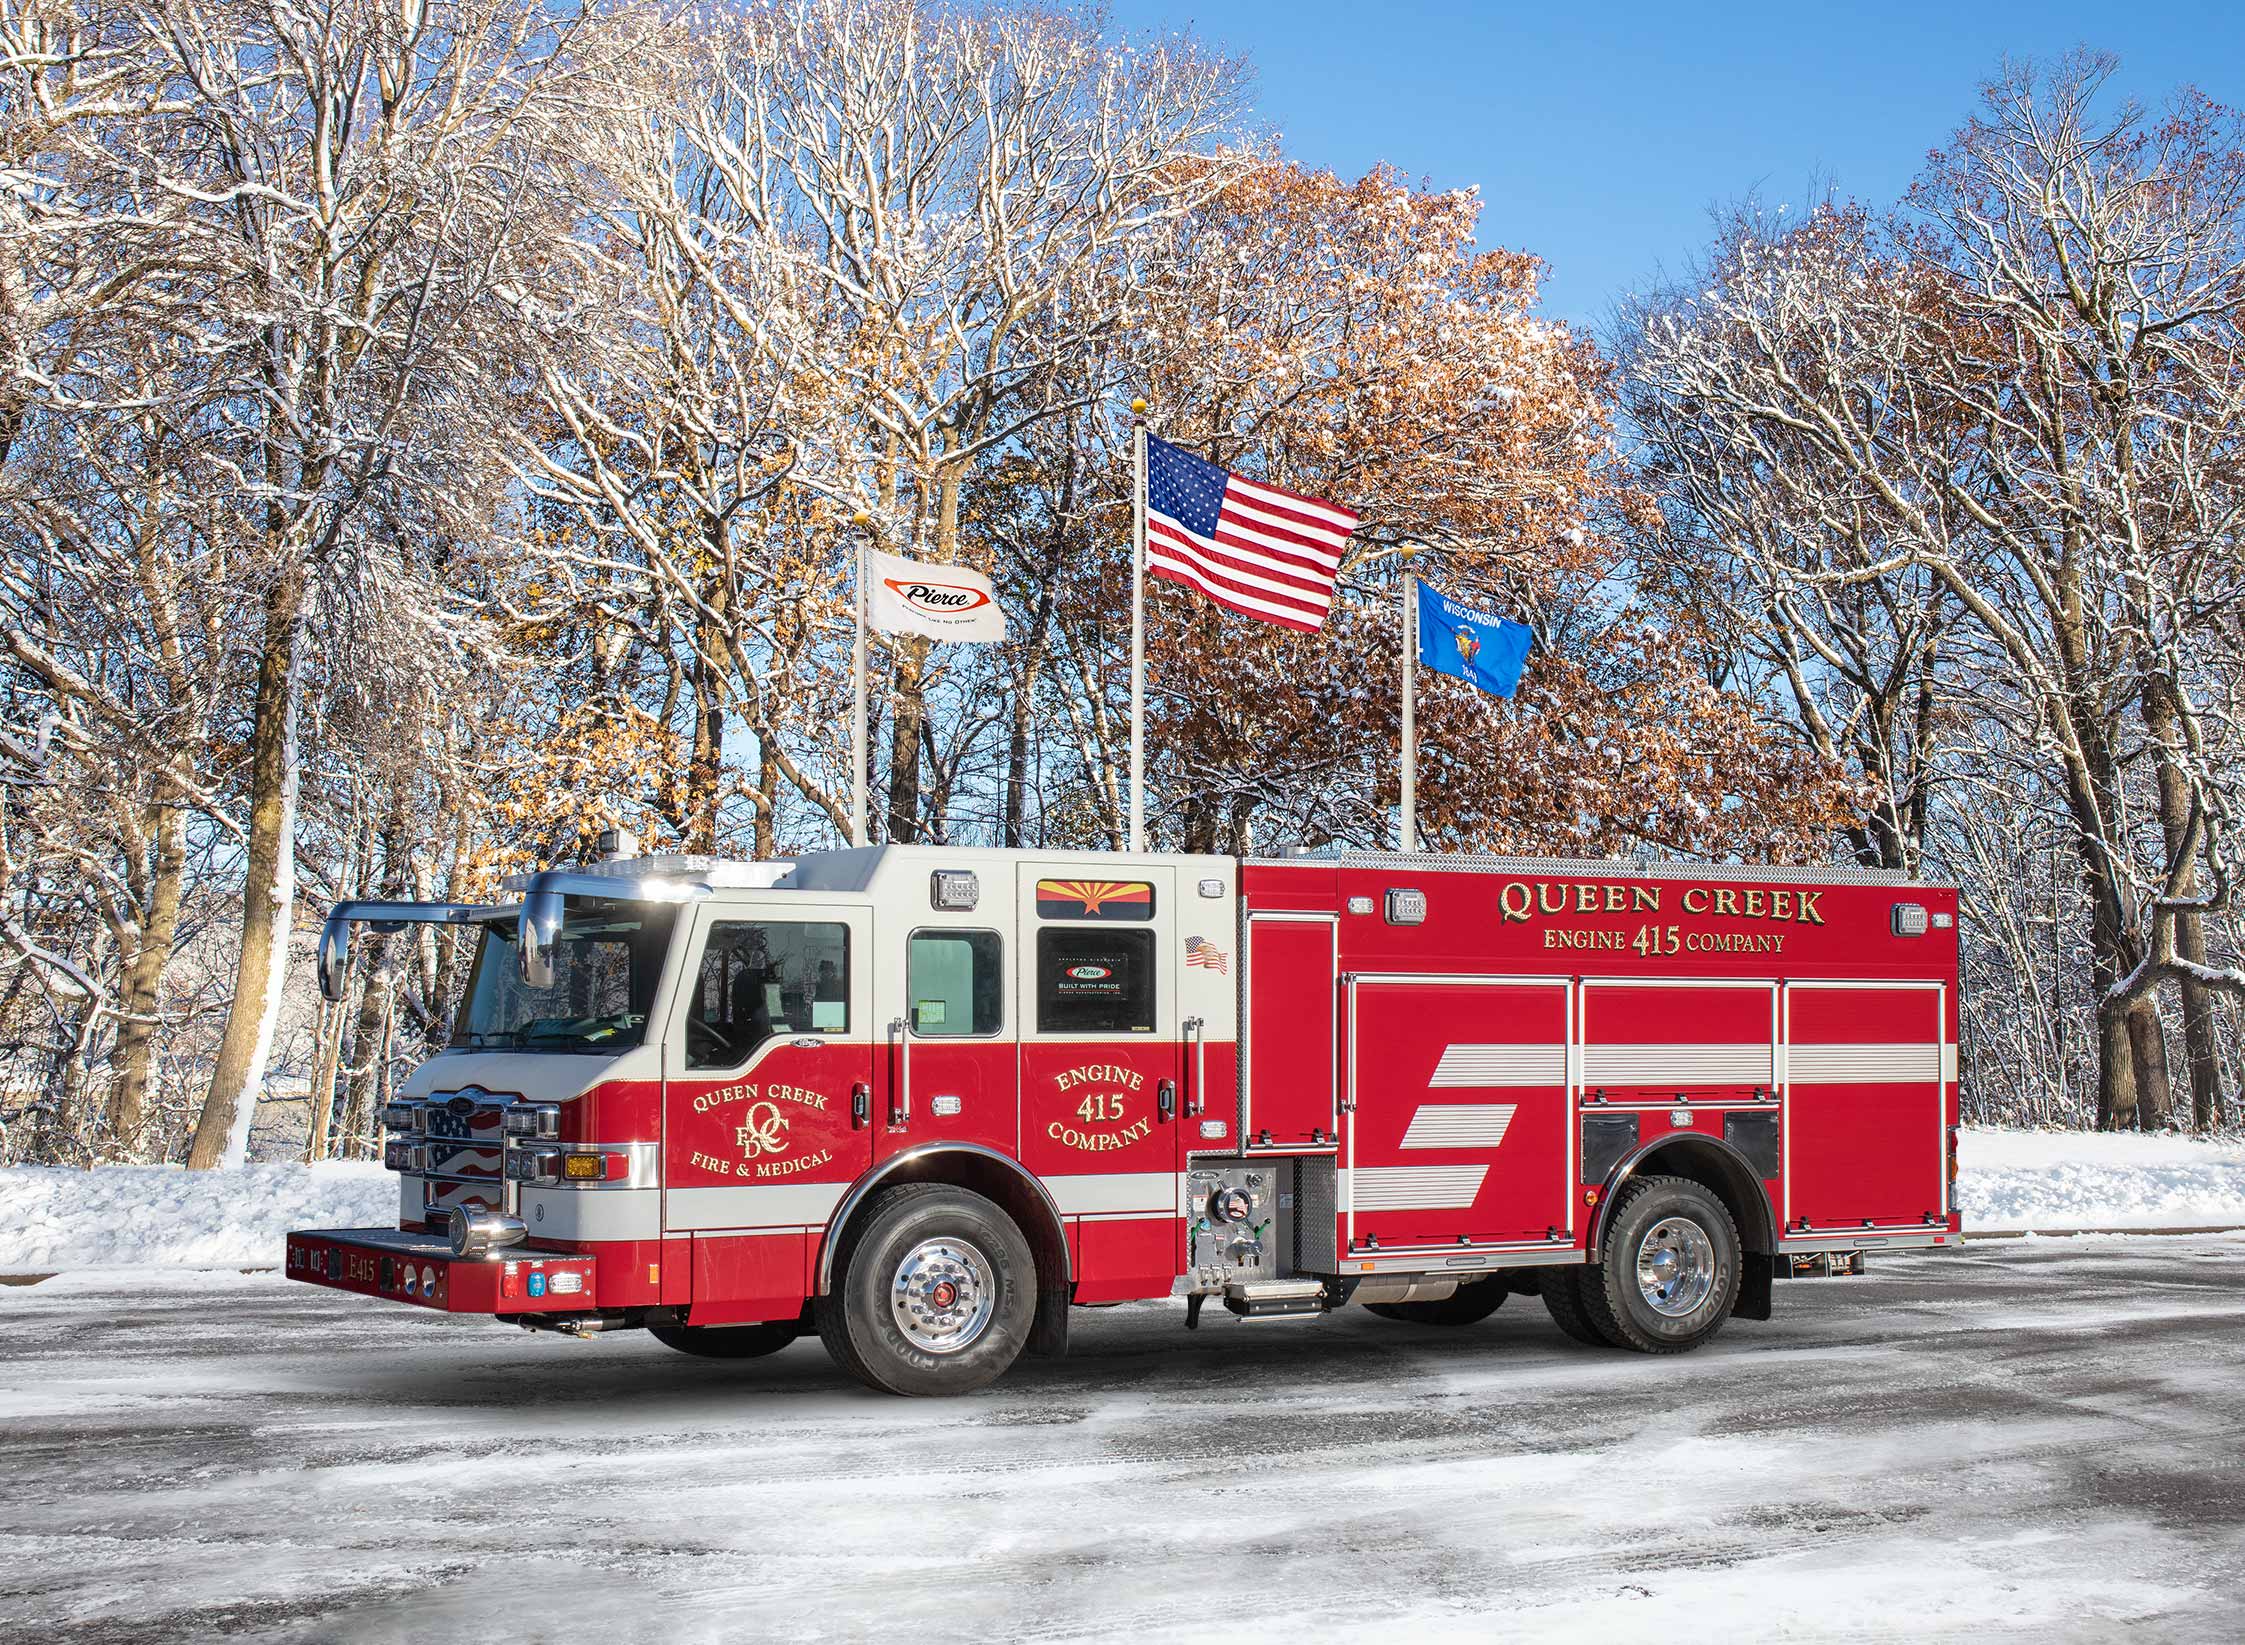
[0,1162,394,1271]
[1959,1126,2245,1231]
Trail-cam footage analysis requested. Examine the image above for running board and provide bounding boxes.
[1222,1278,1328,1319]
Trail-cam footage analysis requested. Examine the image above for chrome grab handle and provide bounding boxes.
[1183,1016,1206,1116]
[888,1017,910,1128]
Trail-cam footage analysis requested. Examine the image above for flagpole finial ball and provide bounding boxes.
[1130,398,1148,416]
[850,511,870,527]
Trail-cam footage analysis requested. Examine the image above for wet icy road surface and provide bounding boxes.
[3,1238,2243,1644]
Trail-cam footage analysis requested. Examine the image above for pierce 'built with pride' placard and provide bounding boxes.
[289,846,1961,1394]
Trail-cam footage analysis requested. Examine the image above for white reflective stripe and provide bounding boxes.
[1941,1043,1958,1083]
[1399,1103,1517,1149]
[1346,1164,1488,1211]
[1075,1210,1178,1224]
[1046,1171,1174,1216]
[520,1186,661,1242]
[666,1181,847,1232]
[1788,1043,1942,1084]
[1581,1043,1774,1084]
[1429,1044,1566,1086]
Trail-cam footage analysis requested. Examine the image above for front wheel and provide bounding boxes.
[1579,1175,1741,1354]
[648,1321,799,1360]
[816,1184,1036,1396]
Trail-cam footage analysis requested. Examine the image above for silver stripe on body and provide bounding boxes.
[666,1180,847,1232]
[1399,1103,1517,1150]
[520,1186,661,1242]
[1788,1042,1943,1084]
[1044,1171,1175,1217]
[1346,1164,1489,1212]
[1428,1045,1566,1087]
[1581,1043,1774,1085]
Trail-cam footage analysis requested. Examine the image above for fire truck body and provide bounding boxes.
[288,845,1961,1393]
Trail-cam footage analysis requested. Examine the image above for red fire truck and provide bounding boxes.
[288,845,1961,1394]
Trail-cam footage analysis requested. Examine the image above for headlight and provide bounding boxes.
[505,1147,561,1183]
[382,1140,424,1173]
[503,1103,561,1139]
[380,1100,422,1133]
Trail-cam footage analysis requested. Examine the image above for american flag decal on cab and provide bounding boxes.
[1184,936,1228,973]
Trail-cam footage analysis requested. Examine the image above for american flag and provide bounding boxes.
[1144,434,1357,633]
[1183,936,1228,974]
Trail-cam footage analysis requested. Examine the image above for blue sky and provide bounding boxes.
[1113,1,2245,331]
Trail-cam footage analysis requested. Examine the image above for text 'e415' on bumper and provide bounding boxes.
[285,1228,595,1313]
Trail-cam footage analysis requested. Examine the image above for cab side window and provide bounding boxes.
[1036,928,1155,1034]
[908,930,1003,1035]
[686,921,849,1070]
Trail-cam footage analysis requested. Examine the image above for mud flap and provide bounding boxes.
[1733,1254,1774,1322]
[1026,1282,1071,1358]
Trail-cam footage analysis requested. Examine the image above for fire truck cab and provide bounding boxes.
[288,844,1961,1395]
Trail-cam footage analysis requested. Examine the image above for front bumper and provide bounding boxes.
[286,1227,596,1313]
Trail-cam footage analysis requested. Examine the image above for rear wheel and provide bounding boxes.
[1363,1283,1506,1325]
[816,1184,1036,1396]
[648,1322,798,1360]
[1579,1175,1740,1354]
[1539,1264,1616,1346]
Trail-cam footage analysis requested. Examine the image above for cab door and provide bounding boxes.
[662,904,874,1240]
[1015,865,1184,1298]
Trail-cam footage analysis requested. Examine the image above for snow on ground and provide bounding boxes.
[3,1127,2243,1273]
[3,1239,2242,1642]
[1958,1126,2245,1231]
[0,1162,393,1271]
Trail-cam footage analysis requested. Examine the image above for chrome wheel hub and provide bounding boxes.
[1635,1217,1717,1317]
[889,1237,996,1355]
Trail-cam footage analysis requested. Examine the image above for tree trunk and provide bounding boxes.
[2179,915,2226,1130]
[2094,992,2137,1131]
[754,737,780,859]
[886,636,931,843]
[685,573,730,853]
[2125,999,2174,1130]
[108,799,186,1153]
[2143,672,2226,1129]
[302,997,347,1163]
[186,569,308,1170]
[344,931,393,1151]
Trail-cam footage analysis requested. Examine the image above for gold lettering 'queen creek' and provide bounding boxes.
[1497,880,1824,927]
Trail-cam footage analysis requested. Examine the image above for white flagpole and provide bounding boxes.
[1128,400,1148,854]
[1400,564,1417,855]
[849,510,870,848]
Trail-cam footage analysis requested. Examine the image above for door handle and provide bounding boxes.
[851,1082,870,1129]
[888,1018,910,1128]
[1158,1079,1176,1121]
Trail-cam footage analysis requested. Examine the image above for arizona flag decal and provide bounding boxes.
[1035,880,1154,921]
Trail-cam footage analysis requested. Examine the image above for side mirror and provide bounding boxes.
[518,885,563,990]
[317,914,349,1003]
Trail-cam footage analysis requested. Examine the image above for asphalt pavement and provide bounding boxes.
[2,1235,2242,1643]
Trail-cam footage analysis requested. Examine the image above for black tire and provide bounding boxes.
[815,1183,1036,1396]
[1579,1174,1741,1355]
[1363,1283,1507,1325]
[647,1321,799,1360]
[1539,1263,1617,1346]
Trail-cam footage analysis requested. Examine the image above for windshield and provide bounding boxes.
[452,897,679,1054]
